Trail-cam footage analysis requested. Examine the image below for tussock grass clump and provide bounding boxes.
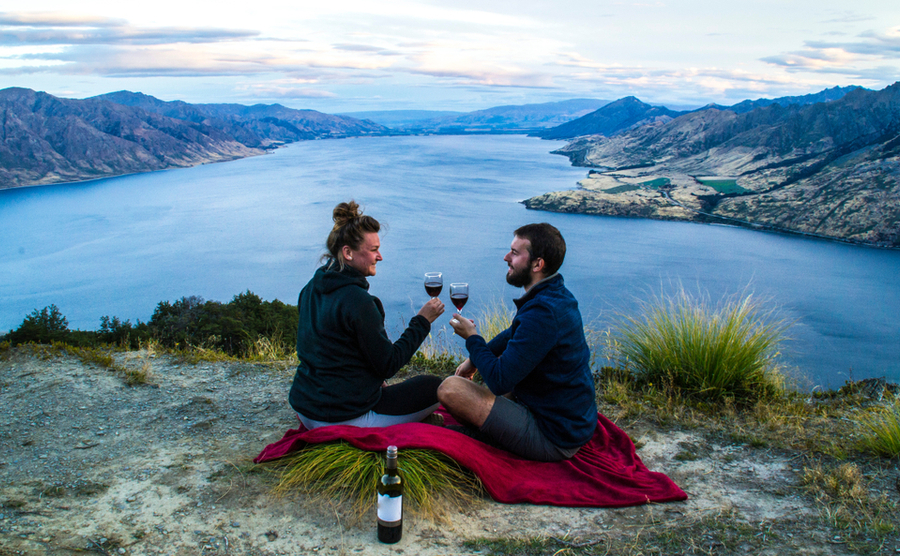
[475,299,513,343]
[611,290,788,403]
[801,463,897,536]
[269,441,482,523]
[244,334,297,370]
[405,325,463,377]
[856,401,900,458]
[402,299,514,379]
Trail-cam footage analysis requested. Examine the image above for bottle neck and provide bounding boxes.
[385,445,398,471]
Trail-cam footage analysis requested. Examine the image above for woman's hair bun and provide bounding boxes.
[332,201,361,229]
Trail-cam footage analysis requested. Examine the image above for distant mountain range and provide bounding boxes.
[523,83,900,247]
[351,99,612,133]
[533,86,862,140]
[337,110,465,128]
[0,88,386,189]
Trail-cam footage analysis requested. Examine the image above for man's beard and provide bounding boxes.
[505,264,531,288]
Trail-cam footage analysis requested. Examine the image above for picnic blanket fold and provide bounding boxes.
[254,411,687,508]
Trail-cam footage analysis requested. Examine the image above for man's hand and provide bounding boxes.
[454,357,477,380]
[449,313,476,339]
[417,297,445,323]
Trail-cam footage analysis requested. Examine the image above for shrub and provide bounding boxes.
[5,305,70,345]
[857,401,900,458]
[611,290,788,402]
[148,291,297,356]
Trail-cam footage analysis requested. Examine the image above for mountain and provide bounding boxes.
[724,85,862,114]
[535,86,862,140]
[386,99,611,133]
[94,91,387,146]
[337,110,465,128]
[0,89,388,189]
[534,97,683,140]
[0,88,261,189]
[523,83,900,247]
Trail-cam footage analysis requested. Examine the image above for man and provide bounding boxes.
[440,223,597,461]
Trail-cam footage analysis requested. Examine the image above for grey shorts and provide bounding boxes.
[476,396,581,462]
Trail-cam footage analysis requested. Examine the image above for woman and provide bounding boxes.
[288,201,445,429]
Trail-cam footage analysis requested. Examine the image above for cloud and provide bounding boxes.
[241,83,338,99]
[0,12,124,26]
[0,12,258,46]
[410,65,555,88]
[821,11,877,24]
[332,43,401,56]
[759,26,900,80]
[805,30,900,57]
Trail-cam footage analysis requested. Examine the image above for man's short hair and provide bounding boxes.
[514,223,566,276]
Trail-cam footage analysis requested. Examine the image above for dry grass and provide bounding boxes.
[610,290,788,402]
[856,400,900,458]
[244,334,298,370]
[801,462,897,537]
[265,441,483,525]
[17,341,153,386]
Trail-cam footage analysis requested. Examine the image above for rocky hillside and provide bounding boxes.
[0,88,387,189]
[525,83,900,247]
[534,97,682,140]
[95,91,386,145]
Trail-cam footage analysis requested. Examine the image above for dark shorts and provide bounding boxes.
[469,396,582,462]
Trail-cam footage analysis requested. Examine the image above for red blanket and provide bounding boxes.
[254,411,687,508]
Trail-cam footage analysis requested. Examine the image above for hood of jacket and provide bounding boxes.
[315,262,370,295]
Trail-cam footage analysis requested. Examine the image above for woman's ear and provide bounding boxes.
[342,245,354,261]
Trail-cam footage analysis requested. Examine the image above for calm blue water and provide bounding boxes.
[1,135,898,389]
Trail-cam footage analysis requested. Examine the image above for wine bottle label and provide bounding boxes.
[376,493,402,522]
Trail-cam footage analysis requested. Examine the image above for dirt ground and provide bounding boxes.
[1,348,898,556]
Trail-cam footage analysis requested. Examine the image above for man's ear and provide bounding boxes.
[532,257,545,273]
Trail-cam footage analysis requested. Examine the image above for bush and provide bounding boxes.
[857,401,900,458]
[148,291,297,356]
[611,290,788,402]
[5,305,70,345]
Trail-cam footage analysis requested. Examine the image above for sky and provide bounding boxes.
[1,1,898,113]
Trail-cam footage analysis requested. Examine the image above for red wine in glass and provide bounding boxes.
[424,272,442,298]
[450,283,469,312]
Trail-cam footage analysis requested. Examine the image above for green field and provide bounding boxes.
[605,184,642,194]
[696,177,747,194]
[640,177,671,189]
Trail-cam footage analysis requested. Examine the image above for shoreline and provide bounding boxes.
[522,196,900,251]
[0,150,271,193]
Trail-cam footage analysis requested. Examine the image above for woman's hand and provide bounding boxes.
[449,313,477,339]
[417,297,445,323]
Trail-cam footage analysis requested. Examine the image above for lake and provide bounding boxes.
[1,134,898,389]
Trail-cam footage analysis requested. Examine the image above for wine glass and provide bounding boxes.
[424,272,442,298]
[449,283,469,313]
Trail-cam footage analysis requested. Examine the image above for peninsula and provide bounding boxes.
[524,83,900,248]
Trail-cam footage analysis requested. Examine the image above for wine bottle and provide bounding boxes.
[376,445,403,543]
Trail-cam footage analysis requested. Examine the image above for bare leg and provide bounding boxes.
[437,376,495,428]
